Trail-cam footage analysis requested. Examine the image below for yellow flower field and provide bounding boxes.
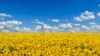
[0,33,100,56]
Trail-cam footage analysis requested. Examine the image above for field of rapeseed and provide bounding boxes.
[0,33,100,56]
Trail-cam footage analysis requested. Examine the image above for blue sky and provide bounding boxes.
[0,0,100,32]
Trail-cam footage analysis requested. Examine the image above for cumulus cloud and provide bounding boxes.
[38,24,52,32]
[0,20,22,27]
[6,20,22,27]
[33,19,45,25]
[43,24,52,30]
[34,25,42,31]
[90,24,100,31]
[0,13,12,17]
[70,23,100,32]
[69,28,81,32]
[34,25,61,32]
[33,19,63,32]
[23,27,31,31]
[33,19,81,32]
[48,19,60,22]
[74,11,95,22]
[14,27,31,32]
[89,22,96,25]
[33,19,53,32]
[0,21,6,25]
[51,26,60,31]
[0,25,4,29]
[70,25,91,32]
[33,19,51,29]
[0,13,25,32]
[1,29,10,32]
[59,23,72,29]
[0,13,12,20]
[0,20,23,32]
[88,23,100,32]
[74,24,80,26]
[51,19,60,22]
[0,12,100,32]
[81,25,90,31]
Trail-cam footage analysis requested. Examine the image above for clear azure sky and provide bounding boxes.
[0,0,100,32]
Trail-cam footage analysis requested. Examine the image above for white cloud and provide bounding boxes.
[74,11,95,22]
[0,20,22,28]
[0,13,12,20]
[0,21,6,25]
[89,22,96,25]
[33,19,63,32]
[6,20,22,27]
[90,24,100,31]
[34,25,61,32]
[74,24,80,26]
[0,20,23,32]
[69,28,81,32]
[51,26,60,31]
[74,28,80,31]
[81,25,90,30]
[97,12,100,17]
[59,23,72,29]
[33,19,45,25]
[33,19,52,29]
[0,13,12,17]
[70,23,100,32]
[34,25,42,31]
[15,27,31,32]
[48,19,60,22]
[43,24,52,30]
[23,27,31,31]
[1,29,10,32]
[1,13,100,32]
[0,25,4,29]
[33,19,53,32]
[51,19,60,22]
[69,29,76,32]
[0,13,31,32]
